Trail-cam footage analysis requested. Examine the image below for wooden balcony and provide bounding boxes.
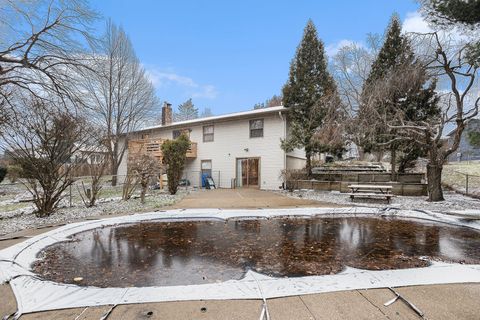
[128,138,197,162]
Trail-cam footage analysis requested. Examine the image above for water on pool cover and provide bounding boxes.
[32,216,480,287]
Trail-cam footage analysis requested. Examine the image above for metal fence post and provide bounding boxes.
[466,174,469,195]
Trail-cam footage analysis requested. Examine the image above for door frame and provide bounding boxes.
[235,157,261,188]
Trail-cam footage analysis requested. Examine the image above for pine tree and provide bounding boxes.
[200,107,213,118]
[363,15,412,89]
[174,98,198,121]
[359,14,414,178]
[282,20,340,176]
[421,0,480,26]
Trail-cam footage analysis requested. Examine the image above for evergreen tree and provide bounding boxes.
[281,20,340,176]
[200,107,214,118]
[420,0,480,67]
[359,14,415,178]
[421,0,480,26]
[174,98,198,121]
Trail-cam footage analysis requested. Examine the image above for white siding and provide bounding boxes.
[118,112,288,190]
[286,156,306,170]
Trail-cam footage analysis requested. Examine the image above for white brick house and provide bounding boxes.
[118,103,305,190]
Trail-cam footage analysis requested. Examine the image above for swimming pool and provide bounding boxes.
[33,215,480,287]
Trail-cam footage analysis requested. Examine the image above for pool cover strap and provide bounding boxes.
[1,208,479,315]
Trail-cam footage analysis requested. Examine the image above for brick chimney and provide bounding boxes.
[161,101,172,126]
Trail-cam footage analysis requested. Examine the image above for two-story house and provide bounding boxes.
[117,102,305,190]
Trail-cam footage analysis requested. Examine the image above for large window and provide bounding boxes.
[203,125,214,142]
[249,119,264,138]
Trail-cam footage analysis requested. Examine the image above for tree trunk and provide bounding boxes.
[390,147,397,181]
[427,162,444,201]
[305,150,312,178]
[140,186,146,204]
[111,158,118,186]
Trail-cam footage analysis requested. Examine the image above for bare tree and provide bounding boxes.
[83,20,158,186]
[0,0,97,107]
[331,34,382,115]
[129,154,160,204]
[0,97,97,216]
[363,32,479,201]
[77,148,109,207]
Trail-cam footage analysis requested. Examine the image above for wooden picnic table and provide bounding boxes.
[348,184,393,203]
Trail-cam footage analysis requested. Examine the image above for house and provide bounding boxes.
[117,102,305,190]
[447,118,480,162]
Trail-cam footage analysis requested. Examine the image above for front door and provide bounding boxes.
[236,158,260,188]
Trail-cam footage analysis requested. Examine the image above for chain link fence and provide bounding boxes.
[1,170,222,213]
[444,171,480,198]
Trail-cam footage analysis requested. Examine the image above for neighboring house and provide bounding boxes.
[447,118,480,162]
[118,102,305,190]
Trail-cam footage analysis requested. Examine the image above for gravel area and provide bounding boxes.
[279,189,480,213]
[0,190,189,236]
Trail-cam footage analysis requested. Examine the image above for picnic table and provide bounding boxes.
[348,184,393,203]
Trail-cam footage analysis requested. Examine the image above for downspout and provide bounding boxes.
[279,111,287,188]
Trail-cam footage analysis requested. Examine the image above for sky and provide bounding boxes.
[91,0,425,116]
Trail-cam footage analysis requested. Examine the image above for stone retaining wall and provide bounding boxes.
[288,179,428,196]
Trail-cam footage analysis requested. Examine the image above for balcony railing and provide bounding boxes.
[128,138,197,161]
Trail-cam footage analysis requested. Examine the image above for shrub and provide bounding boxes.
[0,167,6,183]
[6,165,22,183]
[161,134,190,195]
[280,169,307,192]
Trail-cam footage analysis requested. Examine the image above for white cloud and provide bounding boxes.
[326,39,364,58]
[145,67,218,99]
[402,11,432,34]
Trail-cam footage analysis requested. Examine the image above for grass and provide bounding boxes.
[0,202,31,213]
[442,161,480,196]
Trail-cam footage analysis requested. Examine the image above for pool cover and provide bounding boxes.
[1,207,480,317]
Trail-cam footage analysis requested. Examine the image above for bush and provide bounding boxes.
[0,167,6,183]
[161,134,191,195]
[280,169,307,192]
[6,165,22,183]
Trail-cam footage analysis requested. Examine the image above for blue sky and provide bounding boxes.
[92,0,422,115]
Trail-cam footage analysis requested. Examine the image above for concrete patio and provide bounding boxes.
[1,189,479,319]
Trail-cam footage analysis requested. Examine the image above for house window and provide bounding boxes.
[173,129,191,139]
[203,125,214,142]
[249,119,264,138]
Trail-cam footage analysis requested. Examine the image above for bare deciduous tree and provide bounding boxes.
[130,154,160,204]
[331,34,382,115]
[363,32,479,201]
[0,97,97,216]
[83,20,158,186]
[78,148,109,208]
[0,0,97,106]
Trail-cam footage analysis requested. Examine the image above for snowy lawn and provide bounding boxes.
[442,161,480,197]
[279,189,480,215]
[0,182,190,236]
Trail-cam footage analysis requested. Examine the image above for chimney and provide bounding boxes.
[161,101,172,126]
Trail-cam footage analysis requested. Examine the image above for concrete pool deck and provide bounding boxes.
[1,189,479,319]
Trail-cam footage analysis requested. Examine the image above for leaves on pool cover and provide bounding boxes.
[31,216,480,287]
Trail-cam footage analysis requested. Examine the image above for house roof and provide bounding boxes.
[446,118,480,137]
[137,105,287,133]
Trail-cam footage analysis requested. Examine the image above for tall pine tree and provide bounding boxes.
[174,98,198,122]
[359,14,414,178]
[282,20,340,176]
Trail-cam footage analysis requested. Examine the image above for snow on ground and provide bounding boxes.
[0,190,189,236]
[279,189,480,215]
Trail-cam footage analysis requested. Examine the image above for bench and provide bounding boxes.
[348,184,393,203]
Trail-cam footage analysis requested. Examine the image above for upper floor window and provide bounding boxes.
[173,128,191,139]
[203,125,214,142]
[249,119,264,138]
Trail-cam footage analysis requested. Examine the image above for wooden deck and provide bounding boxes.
[128,138,197,163]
